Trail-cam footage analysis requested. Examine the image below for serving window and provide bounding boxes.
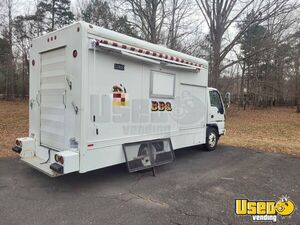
[150,71,175,98]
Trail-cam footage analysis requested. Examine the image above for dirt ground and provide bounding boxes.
[220,106,300,156]
[0,100,28,157]
[0,100,299,157]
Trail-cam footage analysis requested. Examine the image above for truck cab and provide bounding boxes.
[206,87,226,151]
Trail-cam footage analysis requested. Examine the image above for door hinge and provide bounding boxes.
[62,94,66,108]
[72,101,79,114]
[36,90,41,106]
[66,77,72,90]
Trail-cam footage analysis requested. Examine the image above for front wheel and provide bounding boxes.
[205,127,218,151]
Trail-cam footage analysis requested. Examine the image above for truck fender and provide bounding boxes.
[206,124,219,137]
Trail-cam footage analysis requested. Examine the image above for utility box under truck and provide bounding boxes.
[12,22,226,177]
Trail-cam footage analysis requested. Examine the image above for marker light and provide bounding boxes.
[73,50,78,58]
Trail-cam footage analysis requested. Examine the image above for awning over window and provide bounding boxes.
[88,38,204,72]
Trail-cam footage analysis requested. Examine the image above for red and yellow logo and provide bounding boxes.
[112,83,128,106]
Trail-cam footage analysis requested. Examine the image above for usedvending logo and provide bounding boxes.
[235,195,295,222]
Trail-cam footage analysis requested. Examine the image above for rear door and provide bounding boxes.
[40,47,67,150]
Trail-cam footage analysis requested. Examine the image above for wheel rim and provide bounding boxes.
[208,132,216,147]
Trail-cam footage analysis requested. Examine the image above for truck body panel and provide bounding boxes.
[16,21,224,176]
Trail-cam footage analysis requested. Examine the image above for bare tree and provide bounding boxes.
[14,16,33,98]
[195,0,298,88]
[124,0,166,44]
[2,0,15,99]
[166,0,195,50]
[293,49,299,106]
[293,32,300,111]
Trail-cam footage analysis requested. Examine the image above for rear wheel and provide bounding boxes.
[205,127,218,151]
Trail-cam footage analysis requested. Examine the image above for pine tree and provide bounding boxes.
[81,0,137,37]
[0,38,11,97]
[37,0,74,32]
[81,0,113,29]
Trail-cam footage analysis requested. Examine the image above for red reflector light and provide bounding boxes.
[16,140,22,147]
[87,144,94,147]
[55,154,64,164]
[73,50,78,58]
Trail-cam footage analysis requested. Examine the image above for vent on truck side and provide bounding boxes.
[123,138,174,173]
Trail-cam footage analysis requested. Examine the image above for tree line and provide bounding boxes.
[0,0,299,108]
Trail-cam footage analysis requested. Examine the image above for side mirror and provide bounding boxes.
[218,107,224,114]
[224,92,230,109]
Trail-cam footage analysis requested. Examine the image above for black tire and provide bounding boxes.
[205,127,218,151]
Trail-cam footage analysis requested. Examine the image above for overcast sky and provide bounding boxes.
[7,0,79,17]
[5,0,239,62]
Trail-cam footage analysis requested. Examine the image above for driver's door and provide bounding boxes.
[208,90,225,135]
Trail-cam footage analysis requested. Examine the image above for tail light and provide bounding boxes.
[16,140,22,147]
[55,154,64,164]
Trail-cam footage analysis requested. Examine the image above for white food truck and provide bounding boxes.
[12,21,226,177]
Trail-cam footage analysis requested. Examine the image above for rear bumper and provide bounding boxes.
[12,137,79,177]
[19,149,79,177]
[21,157,61,177]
